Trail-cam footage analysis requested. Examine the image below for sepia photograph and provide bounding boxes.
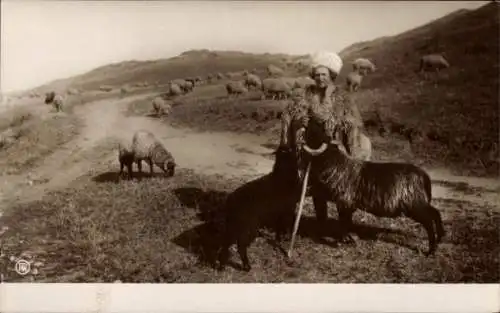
[0,0,498,311]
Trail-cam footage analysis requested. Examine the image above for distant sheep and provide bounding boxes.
[244,74,262,90]
[120,86,130,95]
[267,64,284,77]
[352,58,376,75]
[152,96,171,116]
[67,88,79,95]
[345,71,363,92]
[182,80,194,93]
[419,54,450,72]
[99,85,113,92]
[226,81,248,96]
[301,139,445,256]
[185,78,196,86]
[216,147,301,272]
[171,79,187,89]
[216,73,225,80]
[341,131,373,161]
[293,76,315,89]
[118,130,176,179]
[261,78,292,100]
[281,77,296,89]
[44,92,63,112]
[168,83,183,97]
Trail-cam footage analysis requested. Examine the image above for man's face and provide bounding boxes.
[313,66,331,88]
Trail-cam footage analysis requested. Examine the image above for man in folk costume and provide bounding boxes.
[277,51,367,241]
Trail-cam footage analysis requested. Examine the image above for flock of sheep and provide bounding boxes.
[222,53,450,102]
[115,53,452,272]
[25,51,453,272]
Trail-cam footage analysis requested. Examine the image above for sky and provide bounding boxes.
[0,0,488,93]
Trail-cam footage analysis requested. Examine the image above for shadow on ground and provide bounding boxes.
[92,171,174,183]
[432,179,499,194]
[171,186,415,270]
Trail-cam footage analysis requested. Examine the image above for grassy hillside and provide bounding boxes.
[20,2,499,177]
[29,50,299,94]
[337,2,499,174]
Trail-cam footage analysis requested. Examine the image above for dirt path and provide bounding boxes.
[0,93,276,212]
[0,94,498,214]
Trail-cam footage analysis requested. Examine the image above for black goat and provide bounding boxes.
[302,139,446,256]
[216,147,302,272]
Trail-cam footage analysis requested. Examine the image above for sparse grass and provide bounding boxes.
[0,166,497,283]
[168,95,285,136]
[0,113,82,176]
[126,82,286,136]
[0,106,35,132]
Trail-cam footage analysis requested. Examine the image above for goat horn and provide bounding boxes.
[303,142,328,156]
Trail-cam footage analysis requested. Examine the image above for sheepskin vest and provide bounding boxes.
[279,83,364,151]
[302,84,363,150]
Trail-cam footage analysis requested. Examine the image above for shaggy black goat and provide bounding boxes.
[302,139,445,256]
[216,147,302,272]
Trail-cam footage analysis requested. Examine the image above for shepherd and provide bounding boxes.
[278,50,369,247]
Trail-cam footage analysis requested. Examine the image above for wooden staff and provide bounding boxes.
[287,161,311,258]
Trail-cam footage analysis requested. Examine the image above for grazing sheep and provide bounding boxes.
[261,78,292,100]
[293,76,315,89]
[267,64,284,77]
[244,74,262,90]
[185,78,196,86]
[216,73,225,80]
[118,130,176,179]
[419,54,450,72]
[99,85,113,92]
[226,81,248,96]
[182,80,194,93]
[281,77,296,89]
[171,79,188,91]
[67,88,79,95]
[120,86,130,96]
[300,139,445,256]
[217,147,302,272]
[351,132,372,161]
[352,58,376,75]
[52,94,64,112]
[44,92,63,112]
[346,71,363,92]
[168,83,183,97]
[152,96,171,116]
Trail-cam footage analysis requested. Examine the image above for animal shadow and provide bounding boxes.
[276,215,410,249]
[92,171,172,183]
[283,209,420,253]
[172,186,419,268]
[432,179,498,194]
[145,112,168,119]
[173,187,228,222]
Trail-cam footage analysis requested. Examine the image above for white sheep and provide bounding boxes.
[118,130,176,179]
[352,58,376,75]
[419,54,450,72]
